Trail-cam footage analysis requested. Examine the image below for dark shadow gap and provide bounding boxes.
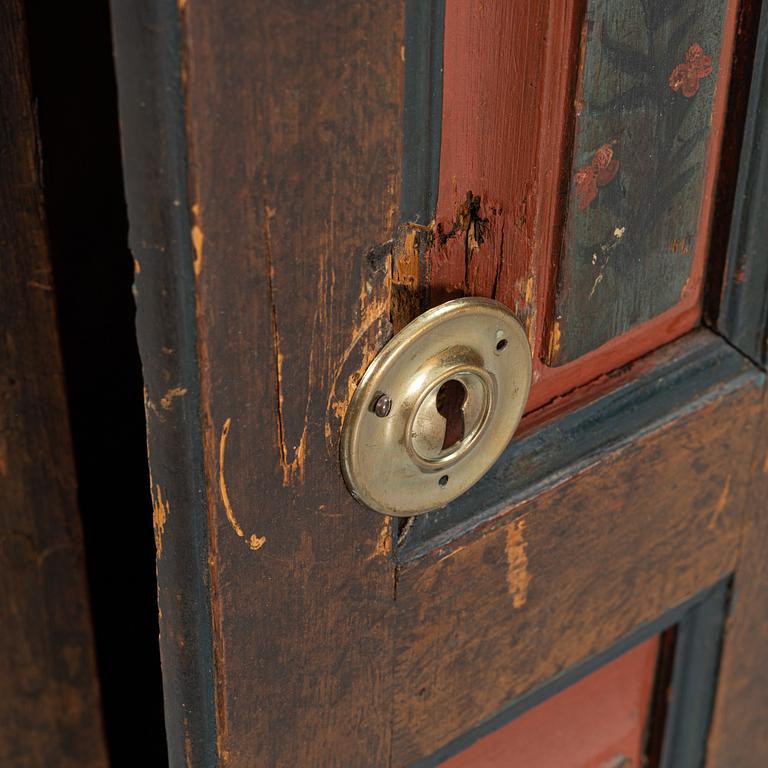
[24,1,167,765]
[705,0,764,322]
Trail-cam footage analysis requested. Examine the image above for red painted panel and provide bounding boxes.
[431,0,740,411]
[442,636,659,768]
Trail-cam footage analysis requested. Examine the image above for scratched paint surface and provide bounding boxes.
[549,0,728,364]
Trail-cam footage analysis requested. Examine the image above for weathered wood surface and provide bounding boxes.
[715,1,768,365]
[400,331,743,558]
[0,3,107,766]
[428,0,582,410]
[707,385,768,767]
[112,1,404,765]
[111,2,768,766]
[427,0,739,407]
[549,0,735,364]
[392,335,763,765]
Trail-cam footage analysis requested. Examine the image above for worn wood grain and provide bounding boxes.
[401,331,747,557]
[392,339,763,765]
[112,1,404,765]
[186,4,403,763]
[0,2,107,766]
[707,384,768,768]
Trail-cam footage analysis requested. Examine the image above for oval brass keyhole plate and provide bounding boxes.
[340,297,532,516]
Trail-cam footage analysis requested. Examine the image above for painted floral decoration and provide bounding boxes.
[575,144,619,210]
[669,43,713,97]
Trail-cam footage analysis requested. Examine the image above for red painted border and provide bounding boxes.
[431,0,740,412]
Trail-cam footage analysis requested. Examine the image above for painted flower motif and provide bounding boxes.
[575,143,619,210]
[669,43,713,97]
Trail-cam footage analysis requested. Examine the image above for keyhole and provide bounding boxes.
[435,379,467,451]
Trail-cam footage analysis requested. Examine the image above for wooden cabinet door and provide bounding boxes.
[110,1,768,766]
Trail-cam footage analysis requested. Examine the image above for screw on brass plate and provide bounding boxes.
[372,394,392,417]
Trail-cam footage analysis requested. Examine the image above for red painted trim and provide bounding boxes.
[431,0,741,413]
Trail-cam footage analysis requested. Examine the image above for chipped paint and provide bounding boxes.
[589,225,627,300]
[218,418,267,550]
[708,475,731,531]
[392,225,424,331]
[191,203,204,276]
[517,274,536,350]
[152,484,169,559]
[547,319,562,360]
[589,273,604,298]
[325,258,391,448]
[505,518,530,608]
[261,202,309,486]
[160,386,188,410]
[218,419,243,538]
[669,238,688,255]
[366,518,392,561]
[524,275,534,305]
[436,544,466,564]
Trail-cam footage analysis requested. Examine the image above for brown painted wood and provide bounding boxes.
[0,3,107,766]
[392,338,763,765]
[707,386,768,768]
[429,0,739,410]
[111,1,404,765]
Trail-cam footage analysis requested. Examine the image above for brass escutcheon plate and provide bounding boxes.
[340,297,532,516]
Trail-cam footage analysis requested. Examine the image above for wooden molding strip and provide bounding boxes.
[399,330,758,561]
[109,3,220,765]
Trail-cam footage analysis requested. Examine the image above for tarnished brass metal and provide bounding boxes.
[340,297,532,516]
